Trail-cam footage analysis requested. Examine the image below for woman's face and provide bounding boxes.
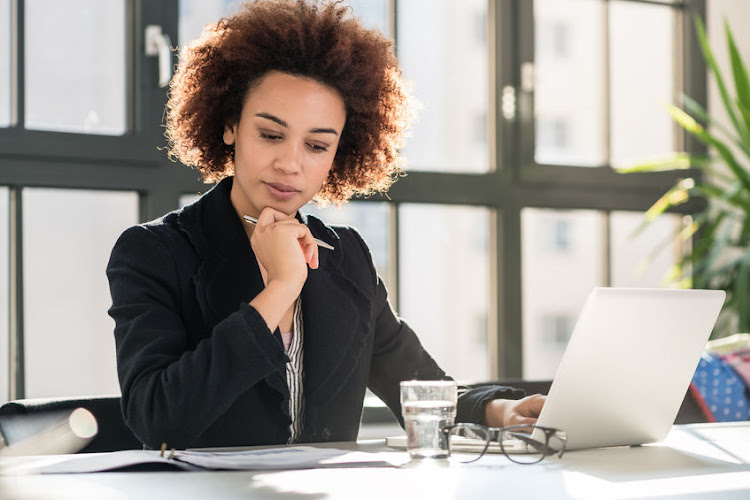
[224,71,347,219]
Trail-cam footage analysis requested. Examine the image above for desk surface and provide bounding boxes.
[1,422,749,500]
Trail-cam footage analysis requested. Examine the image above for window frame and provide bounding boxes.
[1,0,205,400]
[378,0,707,378]
[0,0,707,401]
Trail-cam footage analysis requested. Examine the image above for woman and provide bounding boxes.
[107,0,543,450]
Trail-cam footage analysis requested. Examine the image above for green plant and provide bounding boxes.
[617,16,750,337]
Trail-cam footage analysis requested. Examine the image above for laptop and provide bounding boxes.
[533,287,723,450]
[387,287,725,453]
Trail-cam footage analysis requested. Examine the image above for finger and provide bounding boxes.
[298,233,320,269]
[256,207,294,226]
[524,395,546,416]
[509,414,538,426]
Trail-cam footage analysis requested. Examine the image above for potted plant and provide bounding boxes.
[618,16,750,338]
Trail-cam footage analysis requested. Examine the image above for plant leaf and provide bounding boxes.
[694,16,743,139]
[735,260,750,331]
[726,20,750,136]
[699,213,734,286]
[683,94,750,157]
[669,104,750,194]
[643,178,694,223]
[615,153,694,173]
[736,99,750,158]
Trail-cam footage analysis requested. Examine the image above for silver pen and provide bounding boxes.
[242,215,335,250]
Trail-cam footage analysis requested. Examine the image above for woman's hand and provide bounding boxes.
[484,394,546,428]
[247,207,319,332]
[250,207,320,293]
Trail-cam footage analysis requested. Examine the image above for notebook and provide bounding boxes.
[386,287,725,453]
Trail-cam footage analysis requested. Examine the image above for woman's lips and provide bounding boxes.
[265,182,300,200]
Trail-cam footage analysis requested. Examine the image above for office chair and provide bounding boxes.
[0,395,142,453]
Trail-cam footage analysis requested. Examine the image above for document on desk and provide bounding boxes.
[2,447,408,474]
[174,447,408,470]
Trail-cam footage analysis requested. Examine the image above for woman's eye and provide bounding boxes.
[308,143,329,152]
[260,132,282,141]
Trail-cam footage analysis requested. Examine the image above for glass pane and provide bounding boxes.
[609,2,675,167]
[0,187,8,403]
[25,0,126,135]
[397,0,489,172]
[611,211,686,287]
[0,0,10,127]
[534,0,605,166]
[23,188,138,398]
[399,204,491,381]
[346,0,388,35]
[522,208,604,379]
[178,0,244,48]
[179,0,388,50]
[303,202,391,291]
[179,192,201,208]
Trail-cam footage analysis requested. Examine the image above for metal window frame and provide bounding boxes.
[2,0,204,400]
[1,0,707,400]
[377,0,706,379]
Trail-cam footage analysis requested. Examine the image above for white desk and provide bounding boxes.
[1,422,749,499]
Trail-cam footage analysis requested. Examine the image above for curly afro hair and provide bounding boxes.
[166,0,415,204]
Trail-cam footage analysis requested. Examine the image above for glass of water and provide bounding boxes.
[400,380,458,459]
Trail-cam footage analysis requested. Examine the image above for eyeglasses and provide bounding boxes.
[443,423,567,464]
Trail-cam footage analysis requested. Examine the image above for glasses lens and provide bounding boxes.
[499,425,564,465]
[448,424,490,463]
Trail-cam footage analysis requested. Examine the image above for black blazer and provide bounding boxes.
[107,177,523,449]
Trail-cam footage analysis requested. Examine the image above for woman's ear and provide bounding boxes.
[223,123,236,146]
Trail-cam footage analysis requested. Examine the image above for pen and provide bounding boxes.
[242,215,335,250]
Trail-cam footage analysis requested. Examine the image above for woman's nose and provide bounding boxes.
[273,141,302,174]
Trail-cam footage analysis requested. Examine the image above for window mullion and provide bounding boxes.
[10,0,25,128]
[602,0,612,165]
[8,186,24,400]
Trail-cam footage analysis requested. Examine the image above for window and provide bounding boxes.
[609,1,676,167]
[0,187,8,403]
[611,211,687,288]
[518,0,699,378]
[534,0,605,166]
[399,204,492,381]
[23,188,138,397]
[303,202,393,293]
[397,0,490,173]
[0,2,193,401]
[0,0,709,403]
[25,0,127,135]
[537,117,570,153]
[0,0,10,127]
[522,208,686,379]
[540,314,575,347]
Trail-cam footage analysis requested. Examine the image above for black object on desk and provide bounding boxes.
[0,395,142,453]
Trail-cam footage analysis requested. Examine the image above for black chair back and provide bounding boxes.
[0,395,142,453]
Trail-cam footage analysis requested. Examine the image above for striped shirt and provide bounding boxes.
[280,299,304,443]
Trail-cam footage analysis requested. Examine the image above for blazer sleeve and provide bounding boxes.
[107,224,288,448]
[352,230,525,426]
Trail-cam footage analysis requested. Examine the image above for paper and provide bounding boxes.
[173,446,408,470]
[1,447,408,474]
[1,450,180,474]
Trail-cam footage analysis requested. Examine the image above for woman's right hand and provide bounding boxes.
[249,207,319,300]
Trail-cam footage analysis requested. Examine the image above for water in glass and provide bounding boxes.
[403,399,456,459]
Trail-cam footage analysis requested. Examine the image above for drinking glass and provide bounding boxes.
[399,380,458,459]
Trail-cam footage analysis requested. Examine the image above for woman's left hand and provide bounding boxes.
[483,394,546,428]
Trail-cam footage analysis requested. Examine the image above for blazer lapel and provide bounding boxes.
[176,178,288,401]
[177,185,369,406]
[177,178,265,330]
[301,219,373,405]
